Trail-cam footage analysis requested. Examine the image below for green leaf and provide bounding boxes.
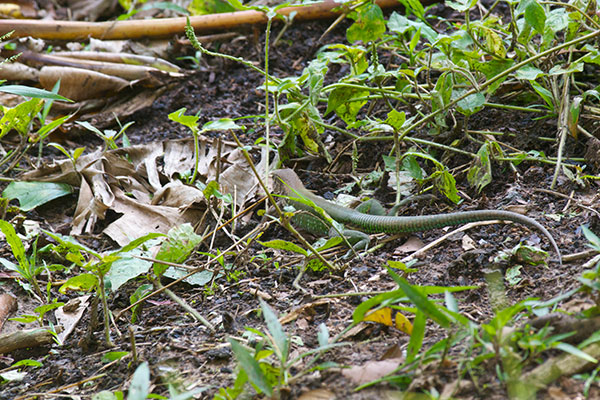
[446,0,477,12]
[515,64,544,81]
[385,109,406,131]
[0,98,44,138]
[189,0,235,14]
[523,0,546,34]
[93,391,121,400]
[0,220,29,275]
[127,362,150,400]
[0,85,71,101]
[325,86,369,125]
[456,91,485,116]
[105,256,152,293]
[582,226,600,251]
[11,359,43,368]
[153,223,202,276]
[467,141,493,193]
[102,351,129,363]
[346,3,386,44]
[555,342,597,363]
[388,12,438,43]
[258,239,308,256]
[168,108,199,132]
[406,309,426,362]
[259,299,289,363]
[435,170,461,204]
[59,273,99,294]
[389,269,451,328]
[35,301,65,317]
[201,118,242,132]
[3,181,73,212]
[228,339,273,396]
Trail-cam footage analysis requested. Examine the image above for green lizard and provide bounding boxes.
[271,168,562,265]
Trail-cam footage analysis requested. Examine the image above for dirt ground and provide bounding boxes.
[1,3,600,399]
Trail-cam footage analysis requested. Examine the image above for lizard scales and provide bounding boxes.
[272,168,562,265]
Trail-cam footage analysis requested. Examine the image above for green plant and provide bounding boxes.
[218,299,344,399]
[0,220,63,301]
[75,120,134,151]
[48,231,164,346]
[0,83,71,172]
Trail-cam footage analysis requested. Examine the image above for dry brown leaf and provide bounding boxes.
[52,51,180,72]
[55,295,90,344]
[394,236,424,254]
[22,137,265,245]
[341,358,403,385]
[461,234,475,251]
[39,66,130,101]
[0,61,39,81]
[279,299,331,325]
[297,388,336,400]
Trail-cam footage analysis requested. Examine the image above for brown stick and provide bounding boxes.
[0,327,57,354]
[0,0,403,40]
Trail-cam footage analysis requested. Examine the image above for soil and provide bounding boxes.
[1,3,600,400]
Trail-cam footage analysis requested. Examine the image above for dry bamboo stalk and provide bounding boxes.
[0,0,404,41]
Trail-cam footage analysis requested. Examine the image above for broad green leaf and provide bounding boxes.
[385,109,406,131]
[0,85,71,101]
[105,255,152,293]
[515,64,544,81]
[201,118,242,132]
[168,108,199,132]
[472,58,514,94]
[546,7,568,33]
[0,98,44,138]
[260,299,289,363]
[388,12,438,43]
[548,62,583,75]
[92,390,120,400]
[3,181,73,211]
[35,302,65,316]
[346,3,386,44]
[396,0,425,20]
[44,230,101,260]
[325,86,369,125]
[59,273,99,294]
[456,91,485,116]
[127,362,150,400]
[228,339,273,396]
[258,239,308,256]
[153,223,202,276]
[446,0,477,12]
[102,351,129,363]
[523,0,546,34]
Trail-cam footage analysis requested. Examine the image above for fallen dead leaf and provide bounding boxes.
[394,236,424,254]
[342,358,403,385]
[297,388,336,400]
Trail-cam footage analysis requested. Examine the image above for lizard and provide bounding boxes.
[271,168,562,265]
